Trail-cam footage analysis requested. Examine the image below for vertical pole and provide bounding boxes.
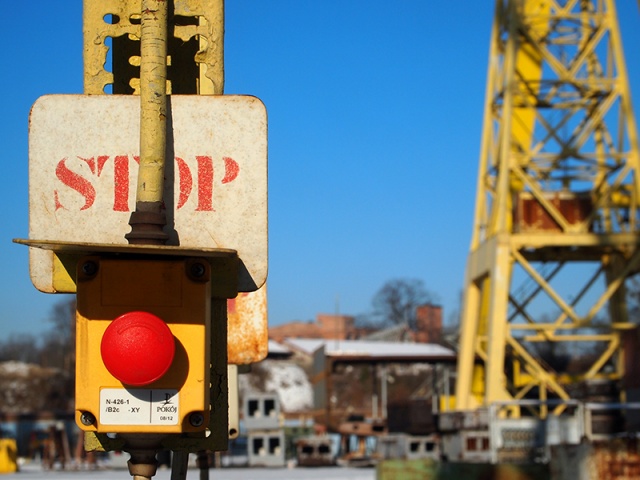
[125,4,169,478]
[371,364,378,419]
[196,450,210,480]
[169,451,189,480]
[380,365,388,420]
[126,0,169,245]
[326,357,333,430]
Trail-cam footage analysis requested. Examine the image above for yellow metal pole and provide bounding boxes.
[123,3,170,478]
[138,0,168,204]
[126,0,169,245]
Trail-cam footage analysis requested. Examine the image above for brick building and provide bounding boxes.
[414,304,443,344]
[270,305,444,345]
[269,314,357,343]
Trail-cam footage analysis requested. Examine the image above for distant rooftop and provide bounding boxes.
[267,339,292,355]
[282,338,456,362]
[363,322,412,342]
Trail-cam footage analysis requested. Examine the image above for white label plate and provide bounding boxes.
[100,388,179,425]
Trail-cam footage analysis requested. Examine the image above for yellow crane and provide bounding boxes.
[455,0,640,419]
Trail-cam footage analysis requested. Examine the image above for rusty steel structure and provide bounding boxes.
[454,0,640,419]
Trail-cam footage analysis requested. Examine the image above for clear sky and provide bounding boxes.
[1,2,639,338]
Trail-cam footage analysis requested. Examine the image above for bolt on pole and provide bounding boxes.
[126,0,169,245]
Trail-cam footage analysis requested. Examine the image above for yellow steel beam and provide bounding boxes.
[458,0,551,411]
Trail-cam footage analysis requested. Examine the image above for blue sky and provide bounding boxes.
[1,2,639,338]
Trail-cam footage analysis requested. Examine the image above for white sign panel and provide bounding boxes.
[100,388,179,426]
[28,95,267,292]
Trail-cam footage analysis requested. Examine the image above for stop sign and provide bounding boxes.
[28,94,267,293]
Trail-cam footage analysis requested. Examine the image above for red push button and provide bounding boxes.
[101,311,175,386]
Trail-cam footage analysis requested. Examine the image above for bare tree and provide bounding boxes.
[0,334,40,363]
[0,297,75,369]
[41,297,76,372]
[0,297,77,414]
[371,278,437,330]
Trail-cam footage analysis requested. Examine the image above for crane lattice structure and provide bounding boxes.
[455,0,640,417]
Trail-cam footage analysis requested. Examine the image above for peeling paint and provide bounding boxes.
[227,287,268,364]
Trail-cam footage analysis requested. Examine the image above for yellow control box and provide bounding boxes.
[75,256,211,434]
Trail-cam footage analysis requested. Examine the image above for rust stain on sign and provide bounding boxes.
[227,286,268,364]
